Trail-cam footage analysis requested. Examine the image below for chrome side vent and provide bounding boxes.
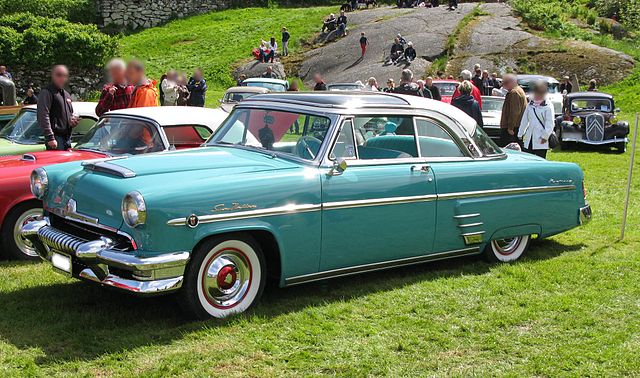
[21,154,36,162]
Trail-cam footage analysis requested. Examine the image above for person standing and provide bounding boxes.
[359,32,368,57]
[518,81,554,159]
[559,76,573,94]
[499,74,527,147]
[161,71,179,106]
[313,73,327,91]
[187,69,208,107]
[452,70,482,108]
[391,69,423,97]
[95,58,133,117]
[425,77,441,101]
[281,27,290,57]
[22,88,38,105]
[588,79,598,92]
[416,80,432,99]
[176,74,190,106]
[37,65,77,151]
[452,81,483,127]
[383,78,395,93]
[127,60,159,108]
[472,67,483,93]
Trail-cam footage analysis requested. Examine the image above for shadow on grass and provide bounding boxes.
[0,238,583,364]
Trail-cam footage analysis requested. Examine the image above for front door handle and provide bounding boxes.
[411,165,430,173]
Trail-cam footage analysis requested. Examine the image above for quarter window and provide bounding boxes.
[354,115,418,159]
[415,118,465,158]
[332,120,357,160]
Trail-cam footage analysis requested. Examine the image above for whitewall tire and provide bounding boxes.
[1,202,43,261]
[179,235,266,319]
[484,235,531,263]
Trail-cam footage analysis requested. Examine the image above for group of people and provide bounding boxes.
[254,27,291,63]
[386,34,417,65]
[322,11,349,37]
[397,0,459,10]
[159,69,208,107]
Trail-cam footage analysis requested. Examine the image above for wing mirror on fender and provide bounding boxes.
[327,159,348,176]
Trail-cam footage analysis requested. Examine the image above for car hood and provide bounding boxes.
[0,149,105,169]
[0,138,46,156]
[91,146,301,177]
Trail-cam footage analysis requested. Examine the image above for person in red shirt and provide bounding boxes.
[95,59,134,117]
[452,69,482,109]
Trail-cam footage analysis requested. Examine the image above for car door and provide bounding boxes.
[319,116,437,271]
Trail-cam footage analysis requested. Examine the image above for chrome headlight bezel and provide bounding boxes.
[30,168,48,200]
[121,191,147,228]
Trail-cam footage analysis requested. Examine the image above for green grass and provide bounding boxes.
[118,6,334,107]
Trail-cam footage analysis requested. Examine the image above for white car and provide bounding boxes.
[480,96,504,142]
[517,75,563,116]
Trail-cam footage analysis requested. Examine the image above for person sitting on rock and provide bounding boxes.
[322,14,337,33]
[259,38,277,63]
[391,69,423,97]
[404,42,417,64]
[396,33,407,46]
[389,38,405,64]
[262,66,278,79]
[337,11,348,37]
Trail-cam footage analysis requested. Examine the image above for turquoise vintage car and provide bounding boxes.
[22,93,591,319]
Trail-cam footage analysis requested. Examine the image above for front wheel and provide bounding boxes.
[483,235,531,263]
[1,202,43,261]
[614,142,626,154]
[179,234,266,319]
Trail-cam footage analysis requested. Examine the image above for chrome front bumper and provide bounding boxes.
[21,218,189,295]
[579,204,592,225]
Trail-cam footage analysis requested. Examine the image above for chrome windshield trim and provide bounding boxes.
[323,194,437,210]
[284,247,480,286]
[438,185,576,200]
[167,203,322,226]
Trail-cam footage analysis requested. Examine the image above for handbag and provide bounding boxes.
[532,106,559,149]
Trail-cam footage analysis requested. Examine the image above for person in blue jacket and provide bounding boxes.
[187,69,207,107]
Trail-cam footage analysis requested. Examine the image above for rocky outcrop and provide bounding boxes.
[233,61,287,80]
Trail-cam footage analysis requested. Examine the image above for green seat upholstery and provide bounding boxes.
[365,135,418,157]
[358,146,411,159]
[362,135,464,159]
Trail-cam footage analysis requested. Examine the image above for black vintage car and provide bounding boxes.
[556,92,629,153]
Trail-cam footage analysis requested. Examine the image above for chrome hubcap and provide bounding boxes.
[13,208,43,257]
[202,249,251,308]
[492,237,522,255]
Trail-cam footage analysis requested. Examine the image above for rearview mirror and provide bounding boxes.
[327,159,348,176]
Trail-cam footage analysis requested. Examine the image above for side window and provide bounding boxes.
[331,120,357,160]
[415,118,465,158]
[354,115,417,160]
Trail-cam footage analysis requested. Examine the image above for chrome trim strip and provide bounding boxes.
[167,203,322,226]
[439,185,576,200]
[457,222,483,228]
[453,213,480,219]
[460,231,485,237]
[323,194,437,210]
[79,269,184,295]
[285,247,480,286]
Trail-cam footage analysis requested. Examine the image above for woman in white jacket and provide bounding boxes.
[518,81,555,159]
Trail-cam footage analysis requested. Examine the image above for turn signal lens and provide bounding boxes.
[610,116,618,124]
[573,117,581,125]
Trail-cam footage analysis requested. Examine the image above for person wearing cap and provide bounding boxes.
[560,76,573,94]
[404,42,417,63]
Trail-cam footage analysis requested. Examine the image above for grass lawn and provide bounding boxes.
[118,6,334,107]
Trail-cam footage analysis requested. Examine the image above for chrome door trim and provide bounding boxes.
[453,213,480,219]
[284,247,481,286]
[323,194,437,210]
[438,185,576,200]
[167,203,322,226]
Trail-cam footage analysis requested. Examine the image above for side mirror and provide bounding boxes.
[327,159,348,176]
[615,108,621,113]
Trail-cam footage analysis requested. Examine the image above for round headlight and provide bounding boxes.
[30,168,48,200]
[573,117,581,125]
[121,191,146,228]
[610,116,618,124]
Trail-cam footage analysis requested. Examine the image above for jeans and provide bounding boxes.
[260,50,275,63]
[46,134,71,151]
[282,41,289,56]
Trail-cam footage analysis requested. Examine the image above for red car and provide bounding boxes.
[0,106,228,260]
[432,79,459,104]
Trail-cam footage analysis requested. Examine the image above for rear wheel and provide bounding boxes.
[179,234,266,319]
[483,235,531,263]
[1,202,43,261]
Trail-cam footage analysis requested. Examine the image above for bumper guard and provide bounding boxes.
[21,218,189,295]
[579,204,592,225]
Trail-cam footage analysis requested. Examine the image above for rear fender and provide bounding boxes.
[490,224,542,241]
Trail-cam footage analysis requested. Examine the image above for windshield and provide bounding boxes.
[570,98,612,113]
[328,84,363,91]
[471,125,502,156]
[74,116,164,155]
[209,108,332,161]
[433,82,457,96]
[0,110,41,144]
[245,82,287,92]
[519,79,559,94]
[223,91,261,103]
[482,98,504,112]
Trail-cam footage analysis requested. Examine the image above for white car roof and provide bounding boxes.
[24,101,98,118]
[104,106,228,131]
[243,78,288,85]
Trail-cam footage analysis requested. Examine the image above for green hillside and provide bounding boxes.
[119,6,334,105]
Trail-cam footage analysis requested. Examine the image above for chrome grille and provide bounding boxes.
[49,214,134,252]
[585,114,605,142]
[38,226,86,254]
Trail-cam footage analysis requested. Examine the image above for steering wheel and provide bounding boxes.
[296,136,321,159]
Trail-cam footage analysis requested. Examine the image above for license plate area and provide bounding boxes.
[51,251,72,277]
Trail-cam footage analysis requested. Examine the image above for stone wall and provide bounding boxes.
[9,66,104,101]
[99,0,228,30]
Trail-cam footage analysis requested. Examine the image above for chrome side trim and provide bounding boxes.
[457,222,483,228]
[453,213,480,219]
[167,203,322,226]
[461,231,485,245]
[439,185,576,200]
[323,194,437,210]
[284,247,480,286]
